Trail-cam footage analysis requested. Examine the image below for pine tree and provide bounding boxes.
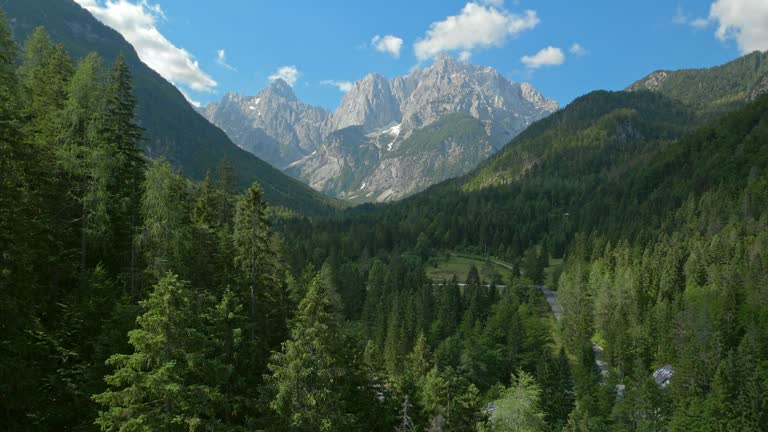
[407,332,434,385]
[232,182,287,373]
[93,273,228,431]
[138,161,192,280]
[0,11,38,428]
[102,53,144,286]
[464,265,482,321]
[16,27,75,292]
[432,277,462,341]
[59,52,112,279]
[537,347,575,429]
[523,246,544,285]
[233,183,272,321]
[419,366,481,431]
[267,273,355,431]
[482,371,546,432]
[216,157,237,194]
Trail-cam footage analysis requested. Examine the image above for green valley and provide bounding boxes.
[2,2,767,432]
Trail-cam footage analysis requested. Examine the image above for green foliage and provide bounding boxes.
[93,273,235,431]
[627,51,768,116]
[266,272,372,431]
[4,10,768,432]
[479,371,545,432]
[5,0,337,215]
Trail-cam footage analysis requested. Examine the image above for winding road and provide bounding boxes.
[488,257,609,379]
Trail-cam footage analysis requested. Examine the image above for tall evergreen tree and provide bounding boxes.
[138,160,192,280]
[102,53,144,285]
[267,273,356,431]
[480,371,546,432]
[93,273,229,431]
[59,52,111,278]
[232,182,287,372]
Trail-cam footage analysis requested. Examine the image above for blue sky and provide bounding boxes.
[75,0,768,110]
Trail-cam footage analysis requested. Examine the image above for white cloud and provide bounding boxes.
[480,0,505,6]
[521,46,565,69]
[709,0,768,53]
[413,2,539,61]
[569,43,587,56]
[690,17,711,29]
[321,80,354,92]
[215,49,236,71]
[458,50,472,61]
[674,4,713,30]
[268,65,300,86]
[371,35,404,58]
[74,0,217,93]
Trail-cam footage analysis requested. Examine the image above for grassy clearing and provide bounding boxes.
[426,252,514,284]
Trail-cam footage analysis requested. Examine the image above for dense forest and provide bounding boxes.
[2,8,768,432]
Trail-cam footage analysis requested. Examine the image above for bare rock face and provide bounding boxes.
[626,70,670,92]
[201,79,331,167]
[201,56,558,202]
[332,73,401,132]
[290,113,498,203]
[392,55,557,146]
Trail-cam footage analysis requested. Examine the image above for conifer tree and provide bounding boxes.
[267,273,355,431]
[138,160,192,280]
[59,52,111,277]
[103,53,144,283]
[93,273,228,431]
[232,182,288,374]
[481,371,545,432]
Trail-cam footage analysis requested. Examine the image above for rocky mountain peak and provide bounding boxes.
[201,58,558,203]
[520,83,560,112]
[626,70,670,92]
[264,78,297,101]
[332,73,400,132]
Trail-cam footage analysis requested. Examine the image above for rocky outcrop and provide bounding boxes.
[201,79,331,167]
[201,56,558,202]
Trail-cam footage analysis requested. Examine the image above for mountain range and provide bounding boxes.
[201,55,558,202]
[4,0,337,215]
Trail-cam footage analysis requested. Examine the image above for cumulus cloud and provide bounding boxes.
[215,49,236,71]
[569,43,587,56]
[268,65,300,86]
[321,80,354,92]
[413,2,539,61]
[371,35,404,58]
[521,46,565,69]
[74,0,217,92]
[709,0,768,53]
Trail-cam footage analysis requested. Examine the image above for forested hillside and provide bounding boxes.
[277,58,768,430]
[3,0,337,215]
[2,2,767,430]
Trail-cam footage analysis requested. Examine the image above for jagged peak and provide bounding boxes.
[264,78,298,101]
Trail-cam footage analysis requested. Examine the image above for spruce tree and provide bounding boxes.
[103,53,144,284]
[232,182,287,373]
[93,273,228,431]
[267,273,355,431]
[59,52,111,277]
[481,371,545,432]
[138,161,192,280]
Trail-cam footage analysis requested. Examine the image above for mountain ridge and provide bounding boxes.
[4,0,338,216]
[202,55,558,202]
